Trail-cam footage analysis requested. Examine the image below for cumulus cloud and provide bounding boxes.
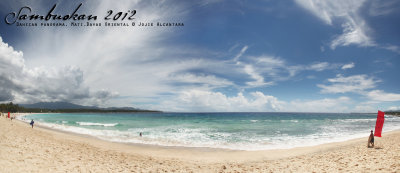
[154,89,356,112]
[158,89,284,112]
[295,0,374,49]
[317,74,378,94]
[0,37,117,106]
[3,0,390,111]
[0,79,15,101]
[0,0,197,107]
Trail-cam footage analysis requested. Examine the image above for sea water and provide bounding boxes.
[20,112,400,150]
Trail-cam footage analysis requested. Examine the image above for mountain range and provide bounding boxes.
[21,102,140,111]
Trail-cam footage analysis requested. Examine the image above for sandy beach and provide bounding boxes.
[0,115,399,172]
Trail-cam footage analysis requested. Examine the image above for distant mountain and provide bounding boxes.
[103,107,139,111]
[21,102,94,109]
[20,102,138,110]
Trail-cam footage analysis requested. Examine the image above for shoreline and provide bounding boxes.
[2,114,400,172]
[15,112,400,152]
[20,118,400,154]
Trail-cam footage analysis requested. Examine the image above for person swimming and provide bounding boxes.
[368,130,374,148]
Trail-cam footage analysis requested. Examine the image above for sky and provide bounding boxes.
[0,0,399,112]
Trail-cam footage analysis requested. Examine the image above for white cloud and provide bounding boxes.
[341,62,355,69]
[306,75,316,79]
[330,19,374,49]
[158,89,284,112]
[237,55,332,87]
[308,62,330,71]
[352,103,380,113]
[387,106,400,111]
[318,74,400,108]
[168,73,234,88]
[198,0,224,6]
[294,0,365,25]
[3,22,349,109]
[369,0,400,16]
[154,89,356,112]
[366,90,400,102]
[287,96,351,112]
[243,64,273,87]
[255,56,286,67]
[3,0,197,107]
[233,45,248,62]
[383,45,400,54]
[295,0,375,49]
[306,62,342,72]
[317,74,378,94]
[241,56,340,86]
[250,56,288,79]
[0,36,117,106]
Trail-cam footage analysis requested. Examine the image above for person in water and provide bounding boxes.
[368,130,374,148]
[139,132,142,137]
[30,119,34,128]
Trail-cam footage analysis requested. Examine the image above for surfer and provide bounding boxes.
[139,132,142,137]
[30,119,34,128]
[368,130,374,148]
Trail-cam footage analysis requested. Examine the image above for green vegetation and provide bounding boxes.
[386,111,400,116]
[0,102,160,113]
[0,102,21,113]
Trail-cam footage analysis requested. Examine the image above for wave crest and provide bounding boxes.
[76,122,118,127]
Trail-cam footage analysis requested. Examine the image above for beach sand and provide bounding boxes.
[1,115,399,172]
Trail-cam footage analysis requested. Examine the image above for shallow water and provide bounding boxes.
[21,112,400,150]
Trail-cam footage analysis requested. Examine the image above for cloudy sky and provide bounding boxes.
[0,0,399,112]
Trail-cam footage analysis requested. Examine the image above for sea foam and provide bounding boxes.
[76,122,118,127]
[21,113,400,151]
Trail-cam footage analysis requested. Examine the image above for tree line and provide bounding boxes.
[0,102,57,113]
[0,102,22,113]
[0,102,160,113]
[386,111,400,116]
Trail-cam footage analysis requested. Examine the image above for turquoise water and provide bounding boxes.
[20,112,400,150]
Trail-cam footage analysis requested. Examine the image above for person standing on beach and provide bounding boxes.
[30,119,34,128]
[368,130,374,148]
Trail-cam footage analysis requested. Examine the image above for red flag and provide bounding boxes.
[8,112,10,118]
[374,110,385,137]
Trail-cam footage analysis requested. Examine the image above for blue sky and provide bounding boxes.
[0,0,399,112]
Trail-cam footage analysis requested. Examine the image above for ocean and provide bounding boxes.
[20,112,400,151]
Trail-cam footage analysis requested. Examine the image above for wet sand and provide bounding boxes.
[0,115,399,172]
